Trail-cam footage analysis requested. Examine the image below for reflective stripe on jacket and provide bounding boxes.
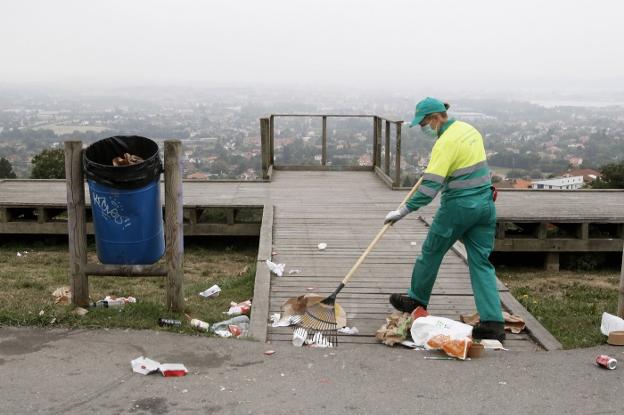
[406,120,491,212]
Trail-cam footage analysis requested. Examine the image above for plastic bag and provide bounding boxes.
[410,315,473,348]
[601,312,624,336]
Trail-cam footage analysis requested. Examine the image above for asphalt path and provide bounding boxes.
[1,327,623,414]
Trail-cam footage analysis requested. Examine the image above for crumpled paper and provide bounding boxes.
[52,286,71,305]
[376,312,413,346]
[266,260,285,277]
[460,311,526,334]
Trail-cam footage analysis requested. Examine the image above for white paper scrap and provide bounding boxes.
[131,356,161,375]
[265,260,285,277]
[337,327,359,335]
[199,284,221,298]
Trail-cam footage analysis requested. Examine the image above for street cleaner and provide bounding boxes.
[384,97,505,342]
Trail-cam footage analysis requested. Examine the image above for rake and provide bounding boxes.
[297,176,424,346]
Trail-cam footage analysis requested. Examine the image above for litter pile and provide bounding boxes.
[376,307,516,360]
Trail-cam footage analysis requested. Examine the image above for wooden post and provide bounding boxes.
[269,115,275,165]
[164,140,185,312]
[375,117,382,168]
[545,252,560,272]
[64,141,89,306]
[321,116,327,166]
[0,207,10,223]
[372,117,378,168]
[496,222,506,239]
[384,120,391,176]
[576,223,589,240]
[394,122,402,187]
[619,246,624,318]
[260,118,270,179]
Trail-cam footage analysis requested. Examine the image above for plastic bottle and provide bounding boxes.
[92,299,126,308]
[158,318,182,327]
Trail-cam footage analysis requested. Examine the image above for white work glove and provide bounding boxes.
[384,205,411,225]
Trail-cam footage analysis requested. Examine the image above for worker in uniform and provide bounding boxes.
[385,97,505,341]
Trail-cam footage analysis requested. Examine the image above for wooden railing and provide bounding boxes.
[260,114,404,188]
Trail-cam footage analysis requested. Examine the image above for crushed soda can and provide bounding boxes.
[596,354,617,370]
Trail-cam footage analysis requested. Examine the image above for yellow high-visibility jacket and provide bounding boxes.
[406,119,491,211]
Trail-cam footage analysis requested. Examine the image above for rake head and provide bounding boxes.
[296,294,339,347]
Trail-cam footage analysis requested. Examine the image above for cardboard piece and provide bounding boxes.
[460,311,526,334]
[607,331,624,346]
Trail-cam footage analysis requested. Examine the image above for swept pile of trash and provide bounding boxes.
[376,307,514,360]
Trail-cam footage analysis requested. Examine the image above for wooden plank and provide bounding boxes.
[164,140,185,312]
[250,203,274,341]
[84,263,167,277]
[64,141,89,307]
[494,238,623,252]
[273,165,373,172]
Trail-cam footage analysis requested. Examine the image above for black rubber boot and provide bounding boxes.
[389,294,426,314]
[472,321,506,342]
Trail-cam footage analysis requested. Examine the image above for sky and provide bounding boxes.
[2,0,624,97]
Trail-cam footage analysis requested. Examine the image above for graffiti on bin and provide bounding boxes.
[93,194,132,229]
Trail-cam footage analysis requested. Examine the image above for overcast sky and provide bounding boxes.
[2,0,623,96]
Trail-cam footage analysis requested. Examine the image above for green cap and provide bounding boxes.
[409,97,447,127]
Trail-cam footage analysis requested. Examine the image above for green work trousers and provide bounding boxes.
[408,189,504,323]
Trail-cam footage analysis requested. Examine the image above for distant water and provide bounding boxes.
[531,100,624,108]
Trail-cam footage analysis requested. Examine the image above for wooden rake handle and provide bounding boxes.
[341,176,424,286]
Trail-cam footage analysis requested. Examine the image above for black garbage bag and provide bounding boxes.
[83,136,163,189]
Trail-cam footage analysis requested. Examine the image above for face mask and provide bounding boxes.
[421,124,438,138]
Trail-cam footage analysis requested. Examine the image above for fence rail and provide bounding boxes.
[260,114,404,187]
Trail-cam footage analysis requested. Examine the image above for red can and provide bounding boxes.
[596,355,617,370]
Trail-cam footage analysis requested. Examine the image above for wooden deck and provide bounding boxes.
[1,172,570,350]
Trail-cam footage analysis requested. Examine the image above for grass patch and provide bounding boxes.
[498,269,619,349]
[0,241,257,335]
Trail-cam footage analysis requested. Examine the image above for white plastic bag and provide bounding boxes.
[600,312,624,336]
[410,315,473,349]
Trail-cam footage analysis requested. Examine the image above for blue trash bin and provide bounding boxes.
[84,136,165,265]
